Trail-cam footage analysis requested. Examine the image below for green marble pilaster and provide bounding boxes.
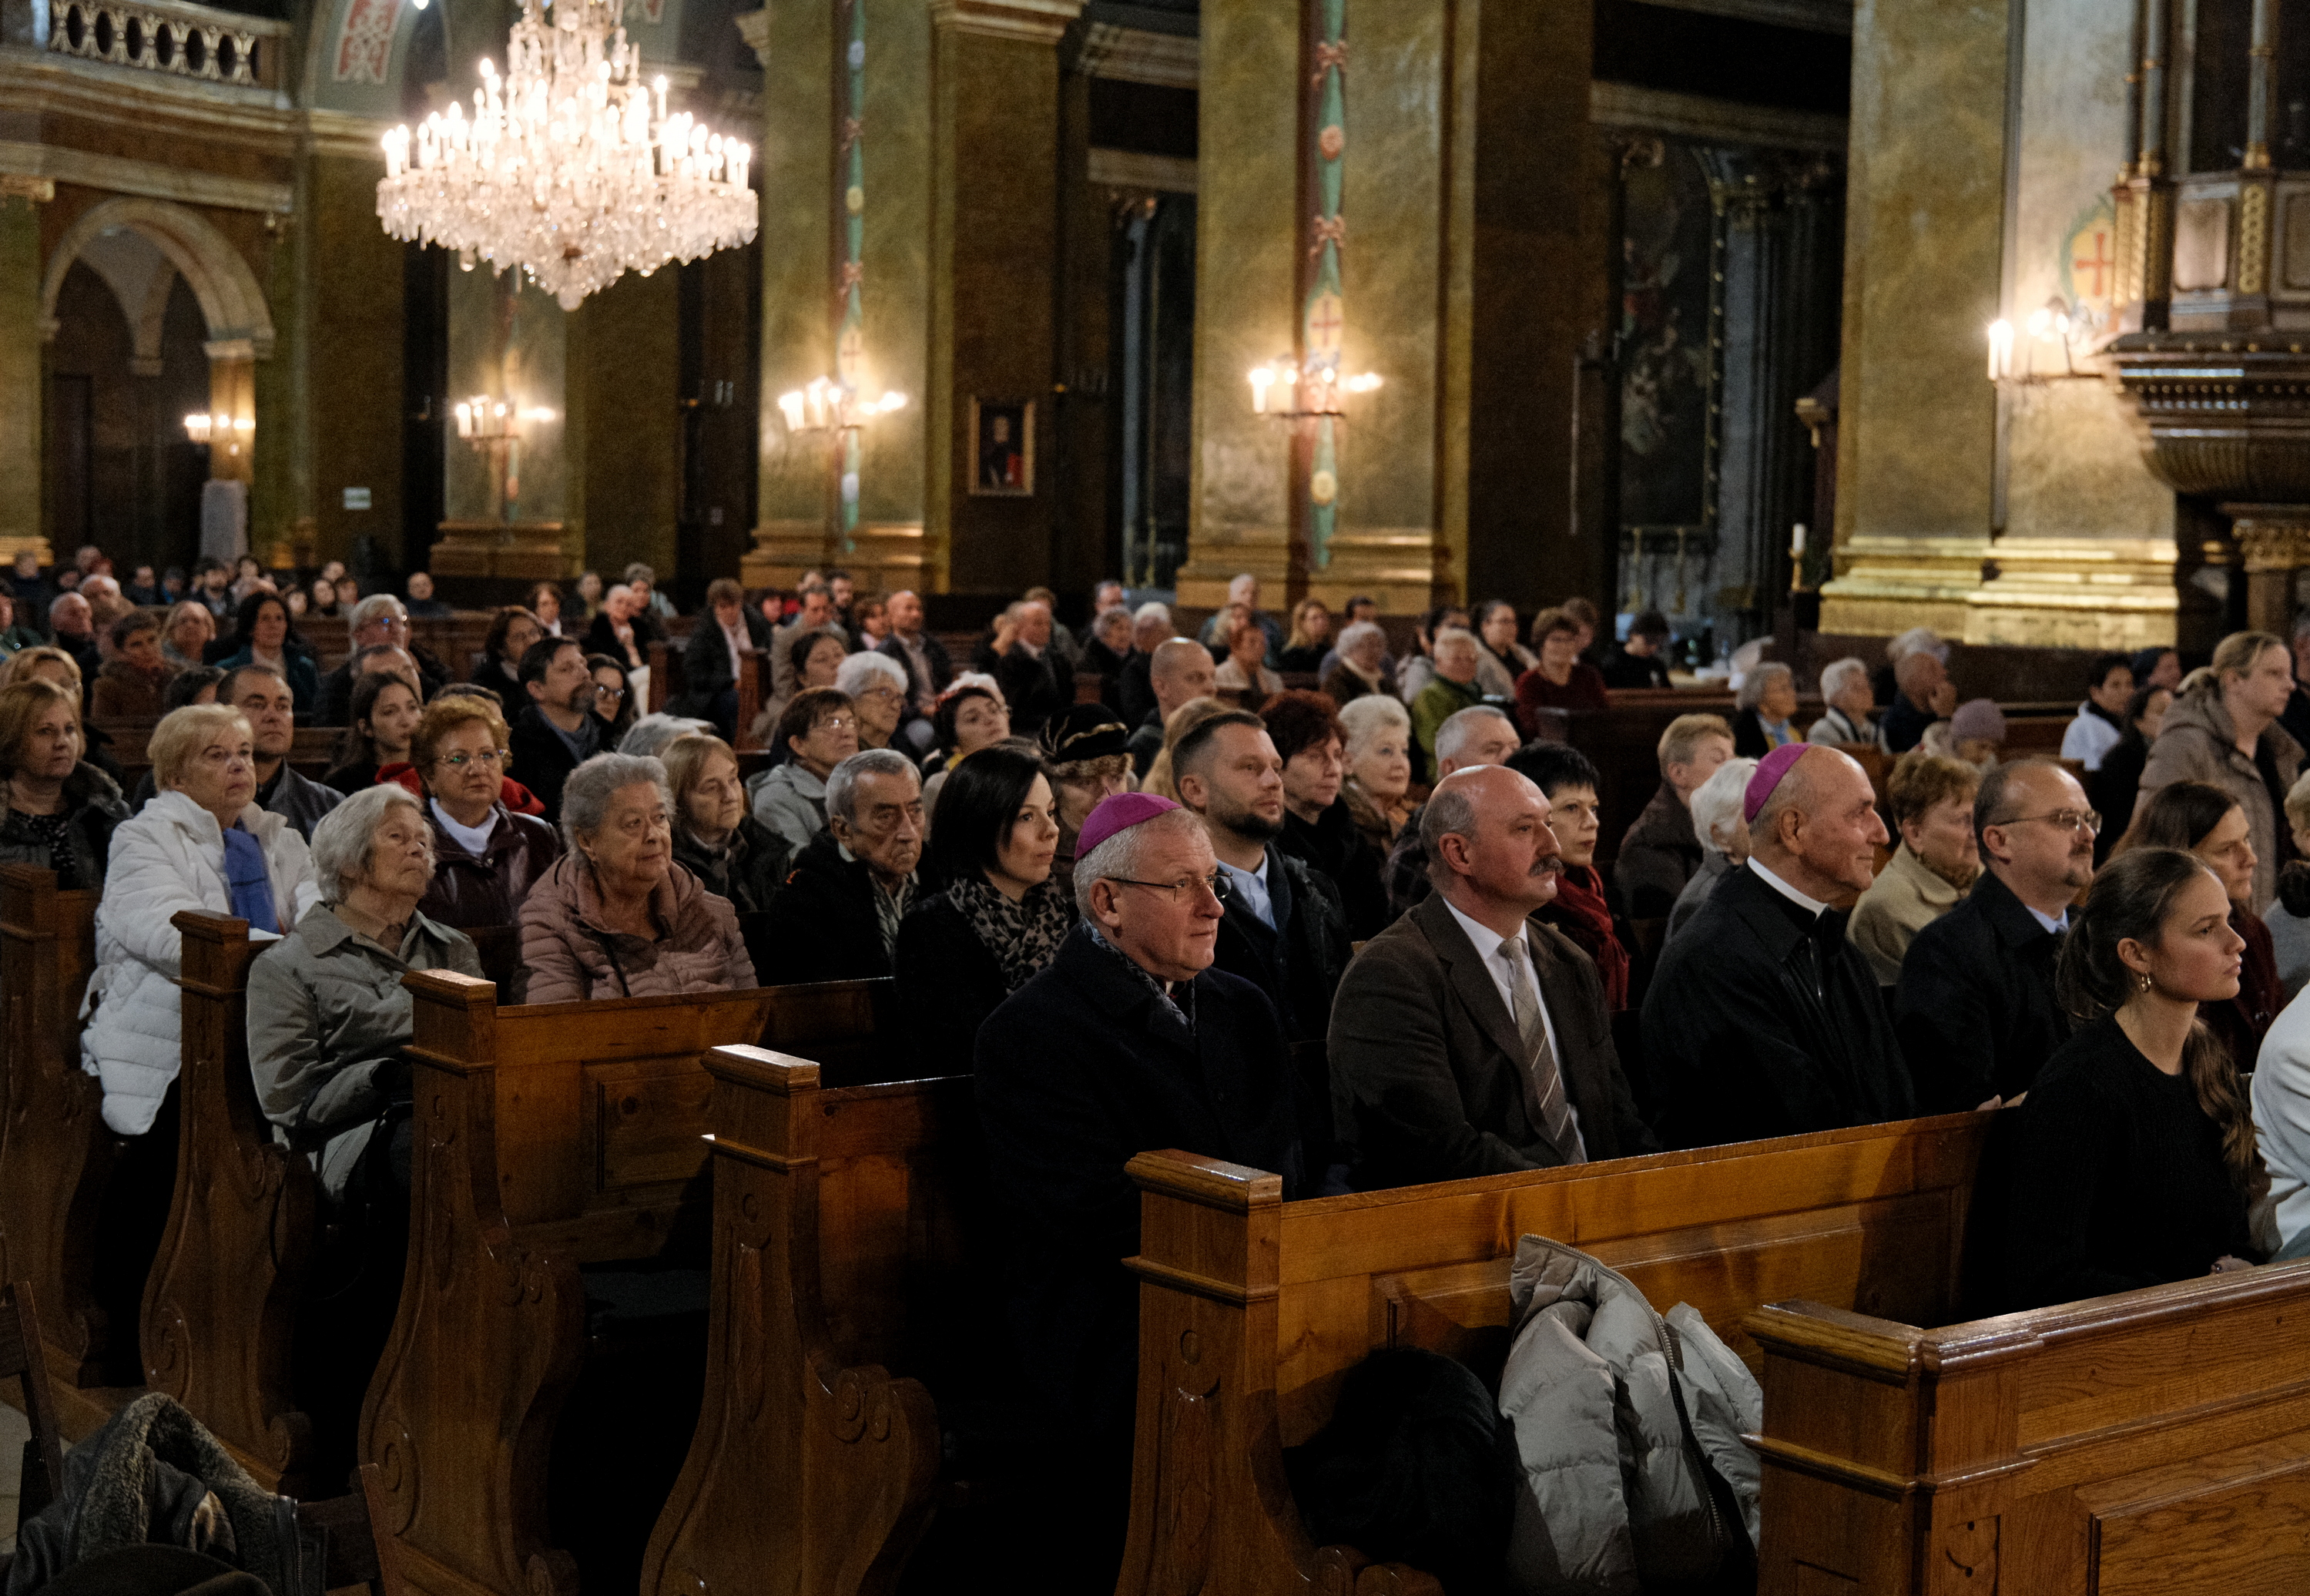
[0,192,45,561]
[856,0,933,594]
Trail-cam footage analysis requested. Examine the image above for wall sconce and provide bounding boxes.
[454,396,519,442]
[777,377,907,436]
[184,413,253,453]
[1986,297,2089,385]
[1248,359,1381,418]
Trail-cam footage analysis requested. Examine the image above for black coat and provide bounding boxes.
[1643,863,1915,1149]
[0,763,128,891]
[970,638,1074,737]
[669,813,789,916]
[1614,781,1701,920]
[1278,797,1391,940]
[1212,845,1353,1048]
[893,893,1008,1074]
[506,702,593,823]
[974,925,1301,1538]
[318,654,448,726]
[1895,868,2071,1112]
[675,609,776,715]
[1329,893,1655,1190]
[1601,648,1672,690]
[2001,1015,2254,1311]
[1881,692,1934,755]
[1731,706,1790,759]
[1116,652,1157,729]
[2090,733,2151,865]
[752,830,907,984]
[877,632,955,707]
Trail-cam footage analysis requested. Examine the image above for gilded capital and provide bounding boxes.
[2229,508,2310,572]
[930,0,1087,45]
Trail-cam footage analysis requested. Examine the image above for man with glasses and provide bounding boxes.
[508,636,599,823]
[1896,759,2095,1112]
[974,792,1303,1589]
[755,748,924,983]
[1331,765,1653,1192]
[320,595,445,724]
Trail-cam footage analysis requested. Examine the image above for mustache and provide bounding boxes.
[1531,855,1565,877]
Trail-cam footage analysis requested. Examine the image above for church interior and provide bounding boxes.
[9,0,2310,1593]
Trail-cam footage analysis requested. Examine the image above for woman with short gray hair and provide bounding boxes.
[518,751,756,1002]
[1665,756,1758,947]
[1732,661,1799,756]
[247,783,483,1202]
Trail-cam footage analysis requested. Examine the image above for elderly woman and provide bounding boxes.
[407,694,560,928]
[90,612,175,719]
[750,687,859,854]
[894,746,1072,1070]
[1213,610,1284,703]
[216,591,320,714]
[1337,693,1415,855]
[321,670,424,795]
[1732,662,1800,755]
[836,650,910,752]
[1039,703,1134,889]
[666,731,789,914]
[518,752,756,1001]
[161,600,216,671]
[246,786,483,1201]
[84,702,320,1136]
[472,605,543,694]
[1319,620,1396,707]
[0,679,128,889]
[1849,751,1982,985]
[1265,689,1388,939]
[1665,756,1758,947]
[1081,605,1137,686]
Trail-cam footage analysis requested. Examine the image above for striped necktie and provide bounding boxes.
[1500,937,1586,1164]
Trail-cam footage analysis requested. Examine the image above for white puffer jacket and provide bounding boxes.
[80,790,320,1135]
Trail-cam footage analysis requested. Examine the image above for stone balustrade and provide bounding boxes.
[44,0,287,90]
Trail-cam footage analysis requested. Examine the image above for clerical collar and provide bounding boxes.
[1748,857,1829,918]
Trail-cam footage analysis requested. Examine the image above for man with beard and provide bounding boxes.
[507,636,601,822]
[1894,759,2094,1112]
[1328,764,1654,1192]
[1849,752,1982,984]
[1644,744,1913,1148]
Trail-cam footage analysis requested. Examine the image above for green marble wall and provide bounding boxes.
[445,267,569,533]
[0,196,44,555]
[575,268,681,579]
[756,0,837,539]
[304,153,407,564]
[859,0,930,534]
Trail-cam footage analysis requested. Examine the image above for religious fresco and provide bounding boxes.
[1618,142,1713,534]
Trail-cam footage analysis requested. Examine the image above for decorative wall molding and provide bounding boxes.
[1642,0,1852,36]
[0,138,292,212]
[930,0,1086,46]
[1075,21,1195,88]
[0,53,298,149]
[1087,146,1193,193]
[304,106,391,163]
[733,8,769,69]
[1589,82,1847,153]
[0,173,55,201]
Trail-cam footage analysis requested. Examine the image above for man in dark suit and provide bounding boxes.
[507,635,600,823]
[1895,759,2090,1112]
[674,575,776,739]
[877,588,954,719]
[976,793,1301,1589]
[318,595,447,724]
[1330,764,1654,1192]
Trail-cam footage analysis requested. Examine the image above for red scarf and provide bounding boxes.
[1543,863,1630,1010]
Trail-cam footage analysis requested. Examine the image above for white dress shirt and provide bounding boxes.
[1440,895,1562,1065]
[722,619,750,684]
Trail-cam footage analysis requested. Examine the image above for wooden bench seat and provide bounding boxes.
[642,642,769,750]
[361,971,781,1596]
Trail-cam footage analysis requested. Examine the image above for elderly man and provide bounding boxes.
[1806,657,1878,746]
[1882,648,1954,755]
[1615,712,1736,920]
[1331,765,1653,1192]
[876,588,954,716]
[1173,709,1351,1048]
[48,592,101,686]
[1196,572,1282,664]
[507,636,599,822]
[1128,635,1216,776]
[1410,628,1487,772]
[975,793,1301,1586]
[320,595,445,724]
[754,748,924,982]
[676,575,776,739]
[972,597,1073,736]
[1895,759,2091,1112]
[1385,703,1522,917]
[1115,601,1175,727]
[1643,744,1913,1148]
[226,663,344,839]
[771,582,840,703]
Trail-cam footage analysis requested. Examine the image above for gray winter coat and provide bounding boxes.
[2137,681,2304,914]
[246,904,481,1200]
[1497,1235,1761,1594]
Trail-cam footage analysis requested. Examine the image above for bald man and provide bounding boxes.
[1330,765,1653,1191]
[1642,746,1913,1148]
[1128,636,1218,776]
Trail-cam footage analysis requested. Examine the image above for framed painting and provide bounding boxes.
[968,397,1034,496]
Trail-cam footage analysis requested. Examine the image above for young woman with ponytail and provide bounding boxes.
[2003,846,2264,1311]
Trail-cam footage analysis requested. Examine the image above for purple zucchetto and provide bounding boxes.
[1742,742,1816,824]
[1075,792,1182,860]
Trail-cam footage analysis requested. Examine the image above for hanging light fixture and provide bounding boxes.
[375,0,756,310]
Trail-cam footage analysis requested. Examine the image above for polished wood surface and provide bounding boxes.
[360,971,776,1596]
[139,910,317,1494]
[0,1280,69,1540]
[1116,1111,1997,1596]
[0,864,136,1434]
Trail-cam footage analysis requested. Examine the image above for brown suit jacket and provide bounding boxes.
[1327,891,1655,1191]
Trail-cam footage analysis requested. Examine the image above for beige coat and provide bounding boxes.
[2137,682,2303,914]
[516,853,756,1004]
[1848,842,1965,987]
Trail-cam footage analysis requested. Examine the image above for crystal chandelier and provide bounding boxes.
[375,0,756,310]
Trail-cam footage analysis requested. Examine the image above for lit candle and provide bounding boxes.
[1791,522,1806,557]
[1249,367,1273,414]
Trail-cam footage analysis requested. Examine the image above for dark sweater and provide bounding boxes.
[2002,1014,2254,1311]
[1278,798,1391,940]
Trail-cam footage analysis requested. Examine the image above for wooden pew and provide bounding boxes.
[644,641,768,750]
[0,864,139,1436]
[362,972,779,1596]
[1745,1262,2310,1591]
[1114,1112,1997,1596]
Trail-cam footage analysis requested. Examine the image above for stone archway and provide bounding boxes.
[39,196,273,357]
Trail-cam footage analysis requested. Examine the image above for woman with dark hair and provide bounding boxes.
[0,678,128,889]
[920,675,1011,821]
[1263,689,1387,939]
[755,626,847,743]
[893,745,1070,1071]
[1471,598,1536,699]
[471,606,543,694]
[321,670,425,796]
[2118,780,2285,1075]
[585,652,636,746]
[2091,682,2174,863]
[216,590,320,713]
[525,582,566,638]
[2002,846,2261,1310]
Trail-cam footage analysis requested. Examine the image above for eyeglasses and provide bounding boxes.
[594,684,627,701]
[440,749,509,769]
[1110,873,1224,905]
[1998,809,2101,836]
[815,714,856,731]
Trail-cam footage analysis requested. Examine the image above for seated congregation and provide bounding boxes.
[15,562,2310,1594]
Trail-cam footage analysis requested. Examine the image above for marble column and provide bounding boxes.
[0,181,49,562]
